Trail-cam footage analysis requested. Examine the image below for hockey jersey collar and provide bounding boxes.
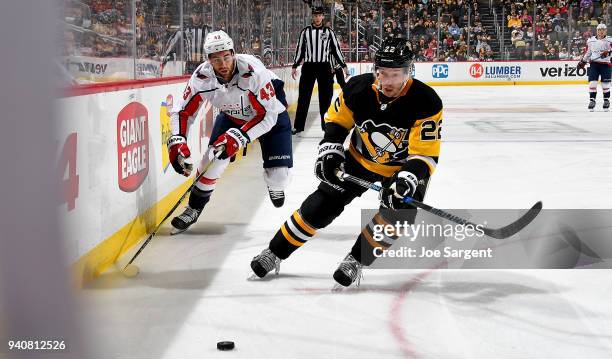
[194,60,239,86]
[194,56,256,88]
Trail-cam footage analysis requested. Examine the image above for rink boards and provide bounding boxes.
[57,61,597,286]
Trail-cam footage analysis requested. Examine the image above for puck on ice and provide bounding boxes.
[217,341,235,351]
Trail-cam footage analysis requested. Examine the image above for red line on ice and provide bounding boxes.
[388,269,436,359]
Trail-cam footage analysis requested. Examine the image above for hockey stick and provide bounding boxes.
[123,154,219,269]
[337,170,542,239]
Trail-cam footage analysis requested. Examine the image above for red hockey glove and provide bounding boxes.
[212,128,250,160]
[167,135,192,176]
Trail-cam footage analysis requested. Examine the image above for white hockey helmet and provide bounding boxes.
[204,30,234,56]
[596,23,607,30]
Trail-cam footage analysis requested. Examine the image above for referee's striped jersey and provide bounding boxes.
[292,24,346,68]
[165,25,210,62]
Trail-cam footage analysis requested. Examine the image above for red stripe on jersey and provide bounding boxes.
[241,91,267,132]
[225,113,247,125]
[178,92,203,136]
[198,176,217,185]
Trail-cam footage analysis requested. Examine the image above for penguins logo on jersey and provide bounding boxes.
[357,120,408,163]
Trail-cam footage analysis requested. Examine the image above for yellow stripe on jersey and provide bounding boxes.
[348,144,402,177]
[361,227,385,249]
[292,210,316,236]
[408,109,443,174]
[324,91,355,130]
[280,224,305,247]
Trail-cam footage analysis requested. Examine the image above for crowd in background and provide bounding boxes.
[330,0,496,62]
[503,0,611,60]
[63,0,610,78]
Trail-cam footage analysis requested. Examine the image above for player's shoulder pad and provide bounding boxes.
[192,62,215,82]
[236,54,276,81]
[408,79,443,116]
[342,73,375,106]
[236,54,260,76]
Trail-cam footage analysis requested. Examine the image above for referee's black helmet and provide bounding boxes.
[311,6,325,15]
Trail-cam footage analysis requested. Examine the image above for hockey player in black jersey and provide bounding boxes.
[250,37,444,288]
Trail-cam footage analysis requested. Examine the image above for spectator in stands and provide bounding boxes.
[423,41,436,60]
[546,46,560,60]
[525,26,534,41]
[580,0,594,18]
[508,14,522,28]
[570,46,583,60]
[472,21,484,36]
[448,19,461,39]
[511,28,524,45]
[551,13,565,33]
[520,9,533,27]
[443,33,455,49]
[410,19,425,37]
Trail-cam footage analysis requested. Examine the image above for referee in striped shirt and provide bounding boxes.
[164,4,210,74]
[291,6,347,135]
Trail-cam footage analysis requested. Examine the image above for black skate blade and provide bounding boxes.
[250,261,269,278]
[332,270,353,288]
[170,226,188,235]
[271,198,285,208]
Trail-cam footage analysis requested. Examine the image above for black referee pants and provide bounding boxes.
[293,62,334,132]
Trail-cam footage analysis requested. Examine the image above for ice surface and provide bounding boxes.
[81,85,612,359]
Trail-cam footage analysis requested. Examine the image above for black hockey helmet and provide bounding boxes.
[311,6,325,15]
[374,37,414,69]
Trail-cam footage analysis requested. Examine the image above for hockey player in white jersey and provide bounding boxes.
[167,30,293,234]
[578,23,611,111]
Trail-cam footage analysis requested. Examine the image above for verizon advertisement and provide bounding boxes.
[538,63,588,78]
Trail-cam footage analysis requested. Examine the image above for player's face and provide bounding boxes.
[313,14,324,26]
[596,28,606,38]
[209,50,235,79]
[376,67,410,97]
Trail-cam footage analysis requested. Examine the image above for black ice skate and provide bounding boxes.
[170,206,202,235]
[588,99,596,112]
[604,99,610,112]
[250,248,281,278]
[268,187,285,208]
[332,253,364,290]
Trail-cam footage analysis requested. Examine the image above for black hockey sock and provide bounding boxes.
[604,92,610,99]
[350,232,380,267]
[351,209,417,266]
[188,187,212,210]
[590,92,597,99]
[269,210,316,259]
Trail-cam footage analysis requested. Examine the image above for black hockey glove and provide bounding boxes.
[577,60,587,70]
[314,141,345,188]
[379,170,419,210]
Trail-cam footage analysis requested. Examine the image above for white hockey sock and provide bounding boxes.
[264,167,291,191]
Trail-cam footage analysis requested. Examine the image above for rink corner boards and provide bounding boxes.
[70,151,247,289]
[71,179,192,288]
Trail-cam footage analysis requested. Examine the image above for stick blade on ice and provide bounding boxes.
[482,201,543,239]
